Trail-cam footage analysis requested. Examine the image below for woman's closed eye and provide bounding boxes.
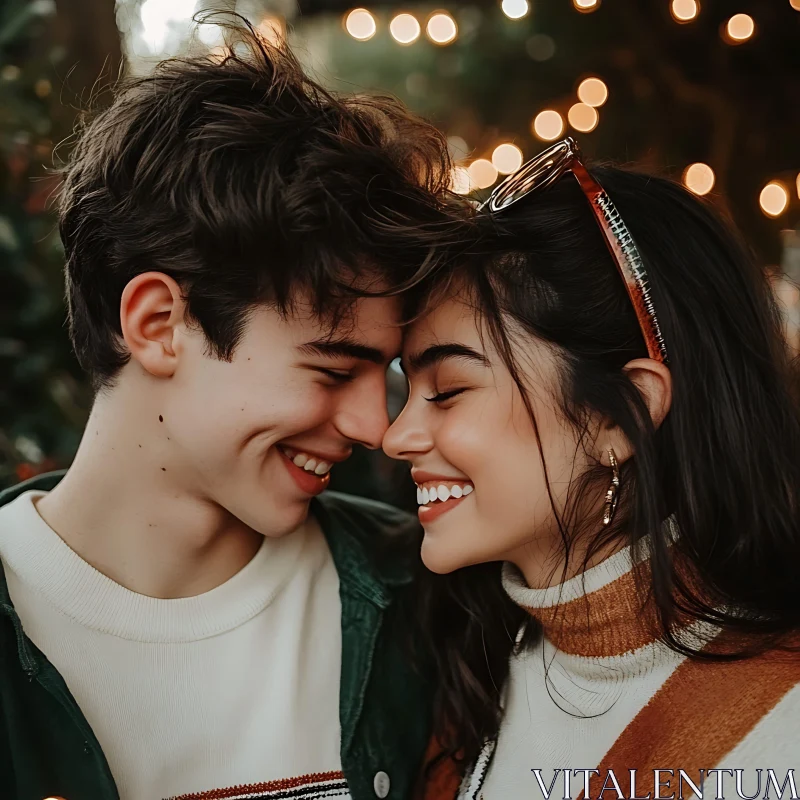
[425,387,467,404]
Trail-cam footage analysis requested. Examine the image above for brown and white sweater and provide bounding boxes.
[459,543,800,800]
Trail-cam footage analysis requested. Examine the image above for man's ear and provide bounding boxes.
[597,358,673,466]
[119,272,186,379]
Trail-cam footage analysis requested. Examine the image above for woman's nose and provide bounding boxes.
[382,403,433,460]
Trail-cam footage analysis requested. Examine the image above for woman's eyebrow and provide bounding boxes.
[402,342,490,376]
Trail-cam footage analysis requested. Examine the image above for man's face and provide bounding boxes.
[160,295,402,537]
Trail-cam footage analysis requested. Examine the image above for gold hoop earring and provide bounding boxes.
[602,448,620,526]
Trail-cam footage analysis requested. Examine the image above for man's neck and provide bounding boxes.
[35,396,266,599]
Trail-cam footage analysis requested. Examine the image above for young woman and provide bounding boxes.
[384,139,800,799]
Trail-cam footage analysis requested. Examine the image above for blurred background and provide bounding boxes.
[1,0,799,499]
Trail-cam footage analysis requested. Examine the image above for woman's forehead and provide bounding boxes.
[401,294,483,352]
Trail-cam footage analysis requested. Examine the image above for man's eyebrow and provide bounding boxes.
[298,337,388,365]
[403,343,490,376]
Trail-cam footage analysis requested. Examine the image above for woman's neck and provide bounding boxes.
[506,529,629,590]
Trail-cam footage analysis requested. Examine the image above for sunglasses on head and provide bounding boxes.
[479,137,669,365]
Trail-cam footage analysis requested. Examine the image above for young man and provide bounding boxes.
[0,22,467,800]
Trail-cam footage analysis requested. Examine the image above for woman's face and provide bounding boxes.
[383,289,596,583]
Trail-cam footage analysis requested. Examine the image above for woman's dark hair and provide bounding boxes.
[417,165,800,767]
[58,13,470,390]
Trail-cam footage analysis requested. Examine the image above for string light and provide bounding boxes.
[492,143,524,174]
[345,8,377,41]
[390,13,421,44]
[34,79,52,98]
[725,14,755,43]
[577,77,608,107]
[451,166,473,194]
[426,12,458,44]
[573,0,600,12]
[671,0,699,23]
[568,103,599,133]
[682,163,715,196]
[502,0,529,19]
[759,182,789,217]
[532,110,564,141]
[468,159,499,189]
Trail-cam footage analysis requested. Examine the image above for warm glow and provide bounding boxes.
[502,0,530,19]
[726,13,755,42]
[532,110,564,142]
[573,0,600,11]
[682,163,715,196]
[568,103,599,133]
[760,182,789,217]
[257,16,285,45]
[671,0,699,22]
[345,8,377,40]
[492,143,524,174]
[450,166,473,195]
[468,159,499,190]
[140,0,198,52]
[389,13,421,43]
[792,0,800,11]
[577,77,608,107]
[427,12,458,44]
[796,173,800,200]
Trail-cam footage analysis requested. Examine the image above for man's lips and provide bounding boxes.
[278,448,332,496]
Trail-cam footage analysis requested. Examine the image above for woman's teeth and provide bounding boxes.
[282,447,332,476]
[416,483,473,506]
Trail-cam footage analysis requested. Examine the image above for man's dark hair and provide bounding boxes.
[58,14,469,390]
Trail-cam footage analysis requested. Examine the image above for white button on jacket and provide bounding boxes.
[373,770,391,798]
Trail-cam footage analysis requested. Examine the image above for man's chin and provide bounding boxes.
[248,497,313,539]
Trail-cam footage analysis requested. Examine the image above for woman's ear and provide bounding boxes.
[598,358,673,466]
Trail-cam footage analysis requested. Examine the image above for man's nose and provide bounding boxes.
[333,380,391,450]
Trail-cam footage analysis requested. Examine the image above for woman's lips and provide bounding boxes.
[418,494,468,523]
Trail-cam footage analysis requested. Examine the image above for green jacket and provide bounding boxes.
[0,473,432,800]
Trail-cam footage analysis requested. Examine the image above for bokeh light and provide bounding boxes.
[140,0,198,52]
[725,14,755,43]
[759,182,789,217]
[671,0,699,22]
[502,0,530,20]
[426,13,458,44]
[492,143,524,174]
[389,13,421,44]
[532,110,564,141]
[573,0,600,12]
[682,163,715,196]
[257,16,285,45]
[345,8,377,40]
[796,173,800,200]
[450,166,473,195]
[526,34,556,61]
[568,103,599,133]
[792,0,800,11]
[577,77,608,107]
[468,159,499,189]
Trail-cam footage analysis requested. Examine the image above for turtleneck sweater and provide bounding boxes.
[460,543,800,800]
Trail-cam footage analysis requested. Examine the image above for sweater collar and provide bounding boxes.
[502,539,663,658]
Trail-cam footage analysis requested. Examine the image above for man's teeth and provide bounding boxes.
[284,448,332,476]
[416,483,474,506]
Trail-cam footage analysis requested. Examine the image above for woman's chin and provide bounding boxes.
[420,537,470,575]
